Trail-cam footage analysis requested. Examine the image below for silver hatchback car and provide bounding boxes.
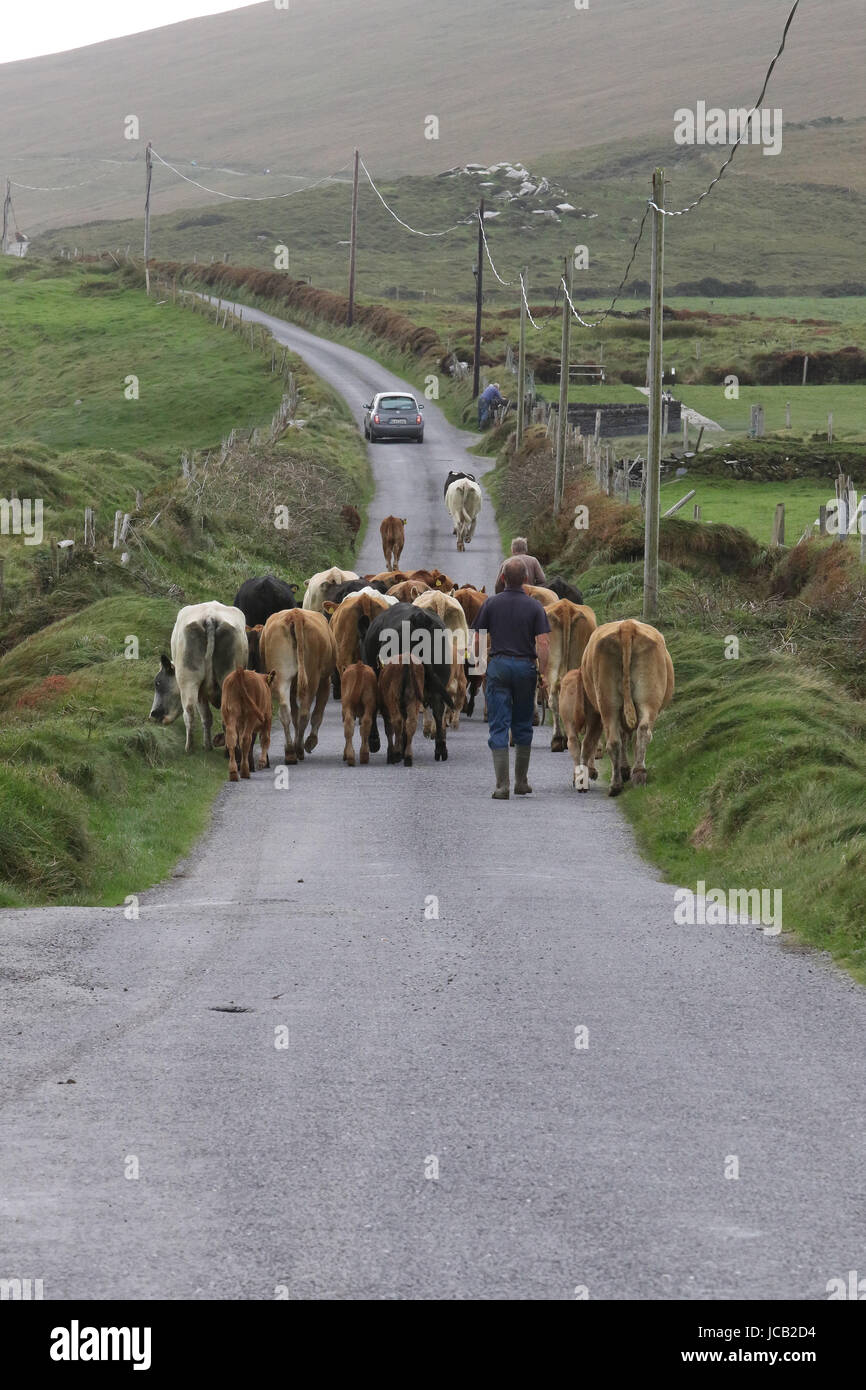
[363,392,425,443]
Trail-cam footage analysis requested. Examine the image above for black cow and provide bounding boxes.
[443,469,476,500]
[546,576,585,605]
[233,574,298,626]
[360,602,454,762]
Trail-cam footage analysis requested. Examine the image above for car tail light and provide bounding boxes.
[416,415,422,424]
[373,414,380,424]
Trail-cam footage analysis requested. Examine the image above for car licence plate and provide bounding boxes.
[390,417,406,424]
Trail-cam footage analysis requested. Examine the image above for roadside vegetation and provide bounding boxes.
[487,427,866,982]
[0,258,370,907]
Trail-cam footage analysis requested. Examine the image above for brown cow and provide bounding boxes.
[331,590,392,675]
[220,667,275,781]
[388,579,430,602]
[576,619,674,796]
[404,568,458,594]
[380,515,407,571]
[368,569,410,588]
[544,598,598,751]
[341,504,361,550]
[260,608,336,764]
[340,661,379,766]
[378,657,426,766]
[454,586,487,719]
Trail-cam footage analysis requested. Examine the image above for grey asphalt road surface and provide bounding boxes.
[2,311,865,1301]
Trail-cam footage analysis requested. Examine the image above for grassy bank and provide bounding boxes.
[488,432,866,981]
[0,258,371,907]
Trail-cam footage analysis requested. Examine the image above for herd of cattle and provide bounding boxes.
[149,499,674,795]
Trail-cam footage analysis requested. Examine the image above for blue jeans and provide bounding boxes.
[478,402,490,428]
[486,656,537,749]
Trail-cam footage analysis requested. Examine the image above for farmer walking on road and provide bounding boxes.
[494,537,546,591]
[473,557,550,799]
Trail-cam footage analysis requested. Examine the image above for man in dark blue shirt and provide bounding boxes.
[473,557,551,799]
[478,382,505,429]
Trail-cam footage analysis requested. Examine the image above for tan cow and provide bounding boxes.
[523,583,559,607]
[388,579,430,602]
[378,657,426,766]
[330,589,393,675]
[380,515,407,571]
[260,608,336,764]
[577,618,674,796]
[368,570,410,588]
[453,585,486,625]
[302,566,359,612]
[413,588,470,730]
[544,598,598,751]
[220,667,275,781]
[340,661,379,766]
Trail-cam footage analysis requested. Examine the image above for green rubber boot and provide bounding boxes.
[491,747,510,800]
[514,744,533,795]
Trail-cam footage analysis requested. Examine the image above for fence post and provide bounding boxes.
[771,503,785,547]
[828,412,833,443]
[819,504,827,536]
[693,504,702,520]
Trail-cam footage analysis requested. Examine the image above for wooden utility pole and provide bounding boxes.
[643,167,665,621]
[554,257,572,514]
[143,143,153,295]
[347,147,360,327]
[516,267,528,451]
[1,178,10,256]
[472,199,485,399]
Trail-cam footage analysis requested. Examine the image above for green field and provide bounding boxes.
[661,477,830,545]
[677,385,866,438]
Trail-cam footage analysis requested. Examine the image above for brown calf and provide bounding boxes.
[340,662,379,766]
[220,667,275,781]
[378,658,426,766]
[341,504,361,550]
[380,515,407,571]
[545,598,598,751]
[404,568,458,593]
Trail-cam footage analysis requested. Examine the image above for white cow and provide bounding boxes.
[302,566,360,612]
[150,601,248,752]
[445,477,482,552]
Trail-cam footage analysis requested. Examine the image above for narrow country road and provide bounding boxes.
[2,309,865,1301]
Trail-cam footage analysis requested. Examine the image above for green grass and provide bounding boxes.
[676,385,866,438]
[0,597,226,907]
[0,258,371,906]
[662,478,830,544]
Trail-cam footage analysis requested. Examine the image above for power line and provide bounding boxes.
[649,0,802,217]
[150,149,351,201]
[358,157,469,237]
[11,170,115,192]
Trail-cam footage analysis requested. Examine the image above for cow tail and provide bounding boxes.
[401,659,412,716]
[204,617,216,673]
[290,610,307,697]
[621,621,637,730]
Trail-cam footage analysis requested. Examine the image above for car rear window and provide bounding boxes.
[379,396,416,411]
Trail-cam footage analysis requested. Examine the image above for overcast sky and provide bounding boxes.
[3,1,264,63]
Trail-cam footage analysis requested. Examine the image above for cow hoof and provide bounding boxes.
[229,770,239,782]
[550,736,566,752]
[435,743,448,761]
[213,732,226,748]
[403,755,413,767]
[241,769,250,779]
[621,766,631,782]
[360,751,369,764]
[532,711,540,727]
[285,753,297,765]
[369,735,380,753]
[304,735,317,753]
[588,767,598,780]
[608,783,623,798]
[631,768,647,786]
[256,758,268,771]
[345,757,355,767]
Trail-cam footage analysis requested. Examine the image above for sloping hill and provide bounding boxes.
[4,0,865,233]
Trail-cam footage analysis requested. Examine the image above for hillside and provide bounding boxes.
[5,0,865,235]
[32,122,866,300]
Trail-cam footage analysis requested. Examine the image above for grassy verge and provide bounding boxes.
[0,258,371,907]
[487,430,866,982]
